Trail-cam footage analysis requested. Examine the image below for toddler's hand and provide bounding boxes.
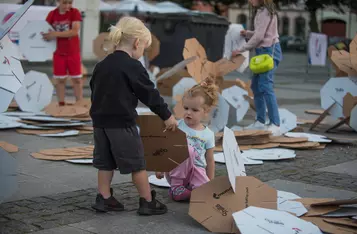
[155,172,164,179]
[164,115,178,132]
[240,30,247,36]
[232,50,241,57]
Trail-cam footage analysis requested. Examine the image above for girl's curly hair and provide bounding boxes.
[184,76,219,108]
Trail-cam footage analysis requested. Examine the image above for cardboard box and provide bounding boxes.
[189,176,277,233]
[330,34,357,77]
[136,115,189,172]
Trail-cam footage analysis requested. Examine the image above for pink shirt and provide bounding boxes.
[239,7,279,52]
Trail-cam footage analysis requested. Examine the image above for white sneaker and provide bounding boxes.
[266,124,281,136]
[245,121,266,130]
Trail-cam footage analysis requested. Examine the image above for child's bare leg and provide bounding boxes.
[98,170,113,199]
[132,170,152,201]
[71,78,83,101]
[55,78,66,105]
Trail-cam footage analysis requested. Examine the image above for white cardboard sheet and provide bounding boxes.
[148,174,170,188]
[222,85,249,122]
[209,94,229,133]
[278,108,297,134]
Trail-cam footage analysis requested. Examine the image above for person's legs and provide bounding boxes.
[92,128,124,212]
[252,74,267,124]
[105,127,167,215]
[53,53,68,105]
[67,53,83,101]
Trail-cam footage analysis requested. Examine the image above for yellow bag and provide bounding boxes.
[249,54,274,74]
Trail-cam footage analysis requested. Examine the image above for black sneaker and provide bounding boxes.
[92,188,124,212]
[137,190,168,216]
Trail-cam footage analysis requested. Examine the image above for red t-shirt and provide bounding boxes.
[46,7,82,55]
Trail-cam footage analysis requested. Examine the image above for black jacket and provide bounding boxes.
[89,50,171,128]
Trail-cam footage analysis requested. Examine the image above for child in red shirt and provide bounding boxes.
[42,0,83,106]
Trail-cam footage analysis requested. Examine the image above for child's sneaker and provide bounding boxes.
[137,190,168,216]
[245,120,266,130]
[266,124,281,136]
[92,188,124,212]
[169,185,191,201]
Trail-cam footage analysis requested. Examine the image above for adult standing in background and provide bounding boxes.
[42,0,83,106]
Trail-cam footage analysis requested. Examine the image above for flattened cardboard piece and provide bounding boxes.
[148,174,170,188]
[331,50,357,76]
[351,105,357,132]
[38,130,79,137]
[65,159,93,164]
[145,33,160,62]
[156,57,196,81]
[0,89,14,113]
[222,85,249,122]
[0,141,19,153]
[328,45,348,77]
[237,135,271,146]
[75,126,94,131]
[235,79,253,98]
[19,20,56,62]
[189,176,277,234]
[172,77,197,105]
[323,207,357,218]
[0,0,34,40]
[156,69,190,96]
[235,130,272,138]
[320,77,357,119]
[209,94,230,133]
[15,70,54,113]
[173,98,185,119]
[44,103,89,118]
[31,152,92,161]
[222,127,246,193]
[324,218,357,228]
[305,109,326,115]
[311,199,357,207]
[302,217,357,234]
[350,34,357,72]
[295,198,338,217]
[343,92,357,117]
[243,148,296,161]
[278,108,297,134]
[0,115,22,129]
[279,142,320,149]
[136,115,189,172]
[93,32,115,60]
[233,206,321,234]
[249,143,280,149]
[183,38,245,83]
[39,148,91,156]
[0,35,26,95]
[285,132,332,143]
[269,136,308,144]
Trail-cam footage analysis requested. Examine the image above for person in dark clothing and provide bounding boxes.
[89,16,178,216]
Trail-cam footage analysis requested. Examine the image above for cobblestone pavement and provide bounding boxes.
[1,142,357,233]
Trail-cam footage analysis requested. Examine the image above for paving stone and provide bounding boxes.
[2,220,40,233]
[31,226,95,234]
[29,197,55,203]
[0,204,33,215]
[317,159,357,177]
[32,220,62,230]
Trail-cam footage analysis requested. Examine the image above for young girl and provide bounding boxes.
[43,0,83,106]
[156,77,218,201]
[232,0,282,136]
[89,16,178,215]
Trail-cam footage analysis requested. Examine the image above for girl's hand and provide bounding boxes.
[41,30,57,41]
[232,50,241,57]
[155,172,164,179]
[240,30,247,36]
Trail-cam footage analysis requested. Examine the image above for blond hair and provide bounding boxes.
[108,16,152,48]
[184,76,219,108]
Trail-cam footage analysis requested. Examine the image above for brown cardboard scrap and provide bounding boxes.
[189,176,277,234]
[156,69,190,96]
[324,218,357,228]
[279,142,320,149]
[295,198,338,216]
[328,45,349,77]
[331,50,357,77]
[302,217,357,234]
[216,130,271,138]
[79,130,93,135]
[269,136,308,143]
[93,32,115,60]
[237,136,271,145]
[145,33,160,61]
[136,115,189,172]
[249,143,280,149]
[75,126,94,131]
[183,38,245,83]
[343,93,357,118]
[31,152,93,161]
[0,141,19,153]
[311,199,357,207]
[173,99,185,119]
[44,104,89,118]
[305,109,326,115]
[349,34,357,72]
[16,129,66,135]
[39,148,91,156]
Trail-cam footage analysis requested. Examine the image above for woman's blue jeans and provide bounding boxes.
[251,43,282,126]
